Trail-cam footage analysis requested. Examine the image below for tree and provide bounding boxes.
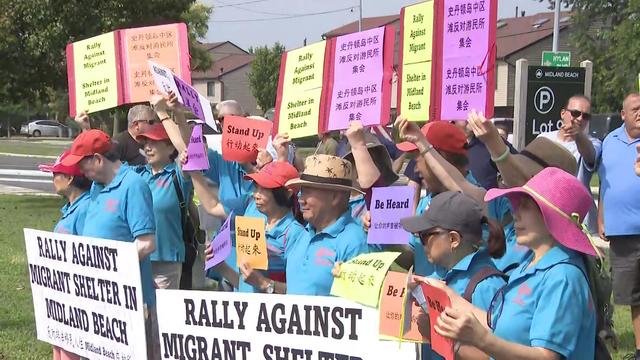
[247,42,286,113]
[537,0,640,112]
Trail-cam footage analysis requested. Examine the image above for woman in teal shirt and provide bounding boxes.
[135,124,192,290]
[40,150,91,360]
[426,168,597,360]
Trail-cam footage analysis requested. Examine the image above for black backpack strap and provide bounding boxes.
[463,267,507,302]
[171,171,187,228]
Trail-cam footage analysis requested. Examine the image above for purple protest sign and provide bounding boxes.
[439,0,495,121]
[205,211,234,271]
[368,186,415,244]
[174,75,205,121]
[182,125,209,171]
[328,27,385,130]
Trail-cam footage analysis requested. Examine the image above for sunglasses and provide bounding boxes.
[417,229,449,245]
[486,285,506,330]
[565,109,591,121]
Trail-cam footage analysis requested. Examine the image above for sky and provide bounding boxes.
[201,0,566,50]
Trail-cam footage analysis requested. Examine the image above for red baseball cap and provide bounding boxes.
[136,124,170,142]
[61,129,112,166]
[244,161,299,189]
[39,150,83,177]
[396,121,467,155]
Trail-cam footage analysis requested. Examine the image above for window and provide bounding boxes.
[207,81,216,97]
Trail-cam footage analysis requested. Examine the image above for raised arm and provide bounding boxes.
[346,121,381,189]
[74,111,92,132]
[151,92,190,153]
[188,171,227,218]
[565,119,596,166]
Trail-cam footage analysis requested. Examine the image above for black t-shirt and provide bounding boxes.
[112,131,146,166]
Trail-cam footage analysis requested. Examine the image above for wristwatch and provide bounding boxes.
[265,280,275,294]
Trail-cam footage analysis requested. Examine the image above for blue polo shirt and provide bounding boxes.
[285,210,368,295]
[491,246,595,359]
[348,194,367,226]
[598,126,640,236]
[238,211,306,292]
[203,148,254,208]
[54,191,90,235]
[82,165,157,306]
[135,163,192,263]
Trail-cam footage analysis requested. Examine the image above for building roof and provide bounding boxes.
[192,53,255,80]
[323,15,400,38]
[497,11,571,59]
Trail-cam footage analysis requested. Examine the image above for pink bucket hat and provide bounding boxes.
[485,167,599,257]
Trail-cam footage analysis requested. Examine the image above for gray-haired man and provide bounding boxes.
[112,105,158,165]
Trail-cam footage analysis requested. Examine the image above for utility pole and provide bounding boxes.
[358,0,362,32]
[552,0,560,51]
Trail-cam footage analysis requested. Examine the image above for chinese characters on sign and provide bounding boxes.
[205,211,233,270]
[221,116,272,162]
[328,27,385,130]
[378,271,428,342]
[368,186,414,245]
[399,1,435,121]
[235,216,268,270]
[439,0,495,120]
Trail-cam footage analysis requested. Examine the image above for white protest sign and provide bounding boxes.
[24,228,146,360]
[156,290,417,359]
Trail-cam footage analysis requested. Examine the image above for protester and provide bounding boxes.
[284,154,369,295]
[538,95,601,233]
[40,151,91,360]
[60,129,159,358]
[599,92,640,359]
[315,132,338,156]
[112,105,158,165]
[134,124,191,290]
[422,167,598,360]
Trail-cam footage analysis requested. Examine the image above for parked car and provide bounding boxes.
[20,120,77,137]
[0,123,17,137]
[589,113,623,141]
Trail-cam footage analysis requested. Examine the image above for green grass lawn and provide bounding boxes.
[0,139,69,157]
[0,195,636,359]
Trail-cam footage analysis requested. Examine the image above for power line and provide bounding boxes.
[209,6,355,23]
[213,0,270,8]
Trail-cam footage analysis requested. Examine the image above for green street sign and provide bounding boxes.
[542,51,571,67]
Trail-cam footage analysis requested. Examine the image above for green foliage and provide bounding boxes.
[247,42,286,113]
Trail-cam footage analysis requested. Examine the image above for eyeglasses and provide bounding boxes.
[417,230,448,246]
[486,285,506,330]
[566,109,591,121]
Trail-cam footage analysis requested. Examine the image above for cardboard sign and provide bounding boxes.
[221,116,272,162]
[174,75,205,120]
[235,216,268,270]
[24,229,146,359]
[398,1,436,121]
[327,27,387,130]
[274,41,327,139]
[183,125,209,171]
[66,23,190,116]
[205,211,233,270]
[149,61,182,99]
[368,186,414,244]
[379,271,428,343]
[330,252,400,307]
[421,282,454,360]
[120,23,190,103]
[67,31,122,115]
[435,0,496,121]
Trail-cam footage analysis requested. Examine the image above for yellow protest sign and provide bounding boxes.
[399,1,435,121]
[276,41,327,139]
[235,216,268,270]
[70,32,120,115]
[330,252,400,307]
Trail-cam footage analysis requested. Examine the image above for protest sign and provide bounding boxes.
[120,23,190,103]
[221,116,273,162]
[368,186,414,244]
[434,0,497,121]
[174,75,205,120]
[274,40,328,139]
[149,60,182,100]
[235,216,268,270]
[182,125,209,171]
[379,271,428,343]
[66,32,122,116]
[205,211,234,271]
[326,26,394,130]
[331,252,400,307]
[24,228,146,359]
[398,1,436,121]
[155,289,417,359]
[421,283,454,360]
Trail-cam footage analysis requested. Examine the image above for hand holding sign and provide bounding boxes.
[222,116,273,162]
[235,216,268,270]
[204,212,233,270]
[421,283,455,360]
[182,125,209,171]
[368,186,414,244]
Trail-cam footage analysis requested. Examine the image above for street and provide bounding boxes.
[0,154,54,194]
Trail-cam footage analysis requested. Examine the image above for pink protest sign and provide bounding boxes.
[368,186,414,244]
[205,211,234,270]
[174,75,205,121]
[436,0,496,121]
[183,125,209,171]
[327,27,391,131]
